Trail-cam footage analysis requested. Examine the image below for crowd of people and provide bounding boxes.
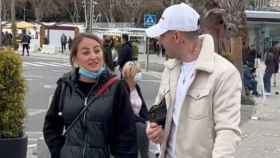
[243,47,280,96]
[42,2,280,158]
[0,31,13,46]
[60,33,73,53]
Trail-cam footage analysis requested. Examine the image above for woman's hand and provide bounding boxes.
[146,122,165,144]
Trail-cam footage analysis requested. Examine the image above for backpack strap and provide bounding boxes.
[58,82,66,116]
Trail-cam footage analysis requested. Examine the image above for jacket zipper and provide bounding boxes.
[82,97,88,158]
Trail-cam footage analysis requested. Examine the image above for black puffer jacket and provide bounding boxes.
[43,68,137,158]
[118,42,133,70]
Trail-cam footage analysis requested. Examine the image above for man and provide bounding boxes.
[118,34,133,72]
[21,30,31,56]
[146,3,241,158]
[243,64,259,96]
[103,36,115,71]
[263,48,275,96]
[60,33,67,53]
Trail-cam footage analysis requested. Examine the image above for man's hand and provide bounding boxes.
[146,122,164,144]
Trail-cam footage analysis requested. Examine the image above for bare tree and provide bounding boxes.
[94,0,116,22]
[27,0,60,21]
[1,0,11,21]
[95,0,166,24]
[53,0,83,23]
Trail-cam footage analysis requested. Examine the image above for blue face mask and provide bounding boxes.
[79,66,106,80]
[134,72,144,82]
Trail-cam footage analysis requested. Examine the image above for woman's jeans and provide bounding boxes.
[136,122,149,158]
[263,72,273,93]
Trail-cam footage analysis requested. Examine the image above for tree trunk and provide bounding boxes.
[231,36,243,74]
[231,36,246,95]
[73,0,80,23]
[11,0,17,50]
[34,7,42,22]
[0,0,2,47]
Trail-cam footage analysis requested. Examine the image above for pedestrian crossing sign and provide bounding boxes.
[144,14,157,28]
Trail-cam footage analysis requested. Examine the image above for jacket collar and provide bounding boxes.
[164,34,215,73]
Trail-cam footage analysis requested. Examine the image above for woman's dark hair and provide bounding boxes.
[122,34,129,42]
[70,33,103,67]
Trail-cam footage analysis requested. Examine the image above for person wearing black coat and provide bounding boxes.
[118,34,133,71]
[43,33,137,158]
[263,49,275,95]
[103,36,115,71]
[122,61,149,158]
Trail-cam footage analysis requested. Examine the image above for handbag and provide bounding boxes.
[148,97,167,128]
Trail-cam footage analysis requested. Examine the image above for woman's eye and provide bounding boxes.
[94,49,101,54]
[82,51,90,55]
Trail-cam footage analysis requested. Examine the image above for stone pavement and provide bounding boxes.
[235,84,280,158]
[235,59,280,158]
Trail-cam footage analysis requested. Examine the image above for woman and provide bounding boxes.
[43,33,137,158]
[122,61,149,158]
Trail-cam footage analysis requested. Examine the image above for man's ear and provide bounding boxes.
[174,31,182,44]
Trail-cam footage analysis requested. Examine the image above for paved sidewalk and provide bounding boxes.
[235,85,280,158]
[235,61,280,158]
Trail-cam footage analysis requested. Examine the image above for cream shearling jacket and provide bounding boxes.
[156,34,242,158]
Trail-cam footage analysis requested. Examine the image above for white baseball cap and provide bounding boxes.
[146,3,200,38]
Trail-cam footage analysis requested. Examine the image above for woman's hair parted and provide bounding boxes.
[70,33,103,67]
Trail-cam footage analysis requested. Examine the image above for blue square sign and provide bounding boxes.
[144,14,157,28]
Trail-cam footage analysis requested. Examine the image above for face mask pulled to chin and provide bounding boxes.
[134,72,144,82]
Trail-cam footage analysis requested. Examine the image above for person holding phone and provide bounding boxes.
[145,3,242,158]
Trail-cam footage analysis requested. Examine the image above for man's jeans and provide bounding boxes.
[263,72,272,93]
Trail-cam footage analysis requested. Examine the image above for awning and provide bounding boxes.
[16,21,33,29]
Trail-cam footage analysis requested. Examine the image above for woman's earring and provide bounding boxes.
[74,63,79,68]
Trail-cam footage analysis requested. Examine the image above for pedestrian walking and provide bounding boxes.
[21,30,31,56]
[103,36,115,71]
[43,33,138,158]
[118,34,133,74]
[263,48,275,95]
[68,36,72,51]
[272,48,279,87]
[122,61,149,158]
[145,3,242,158]
[60,33,67,53]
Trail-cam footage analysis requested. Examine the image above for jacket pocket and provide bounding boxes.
[186,89,210,119]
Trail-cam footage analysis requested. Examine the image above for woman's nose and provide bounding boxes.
[89,50,97,59]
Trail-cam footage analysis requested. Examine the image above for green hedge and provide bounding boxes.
[131,42,139,60]
[0,48,26,138]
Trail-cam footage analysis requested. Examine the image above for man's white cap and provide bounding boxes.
[146,3,200,38]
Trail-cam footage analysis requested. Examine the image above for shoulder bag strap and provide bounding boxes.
[63,76,119,136]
